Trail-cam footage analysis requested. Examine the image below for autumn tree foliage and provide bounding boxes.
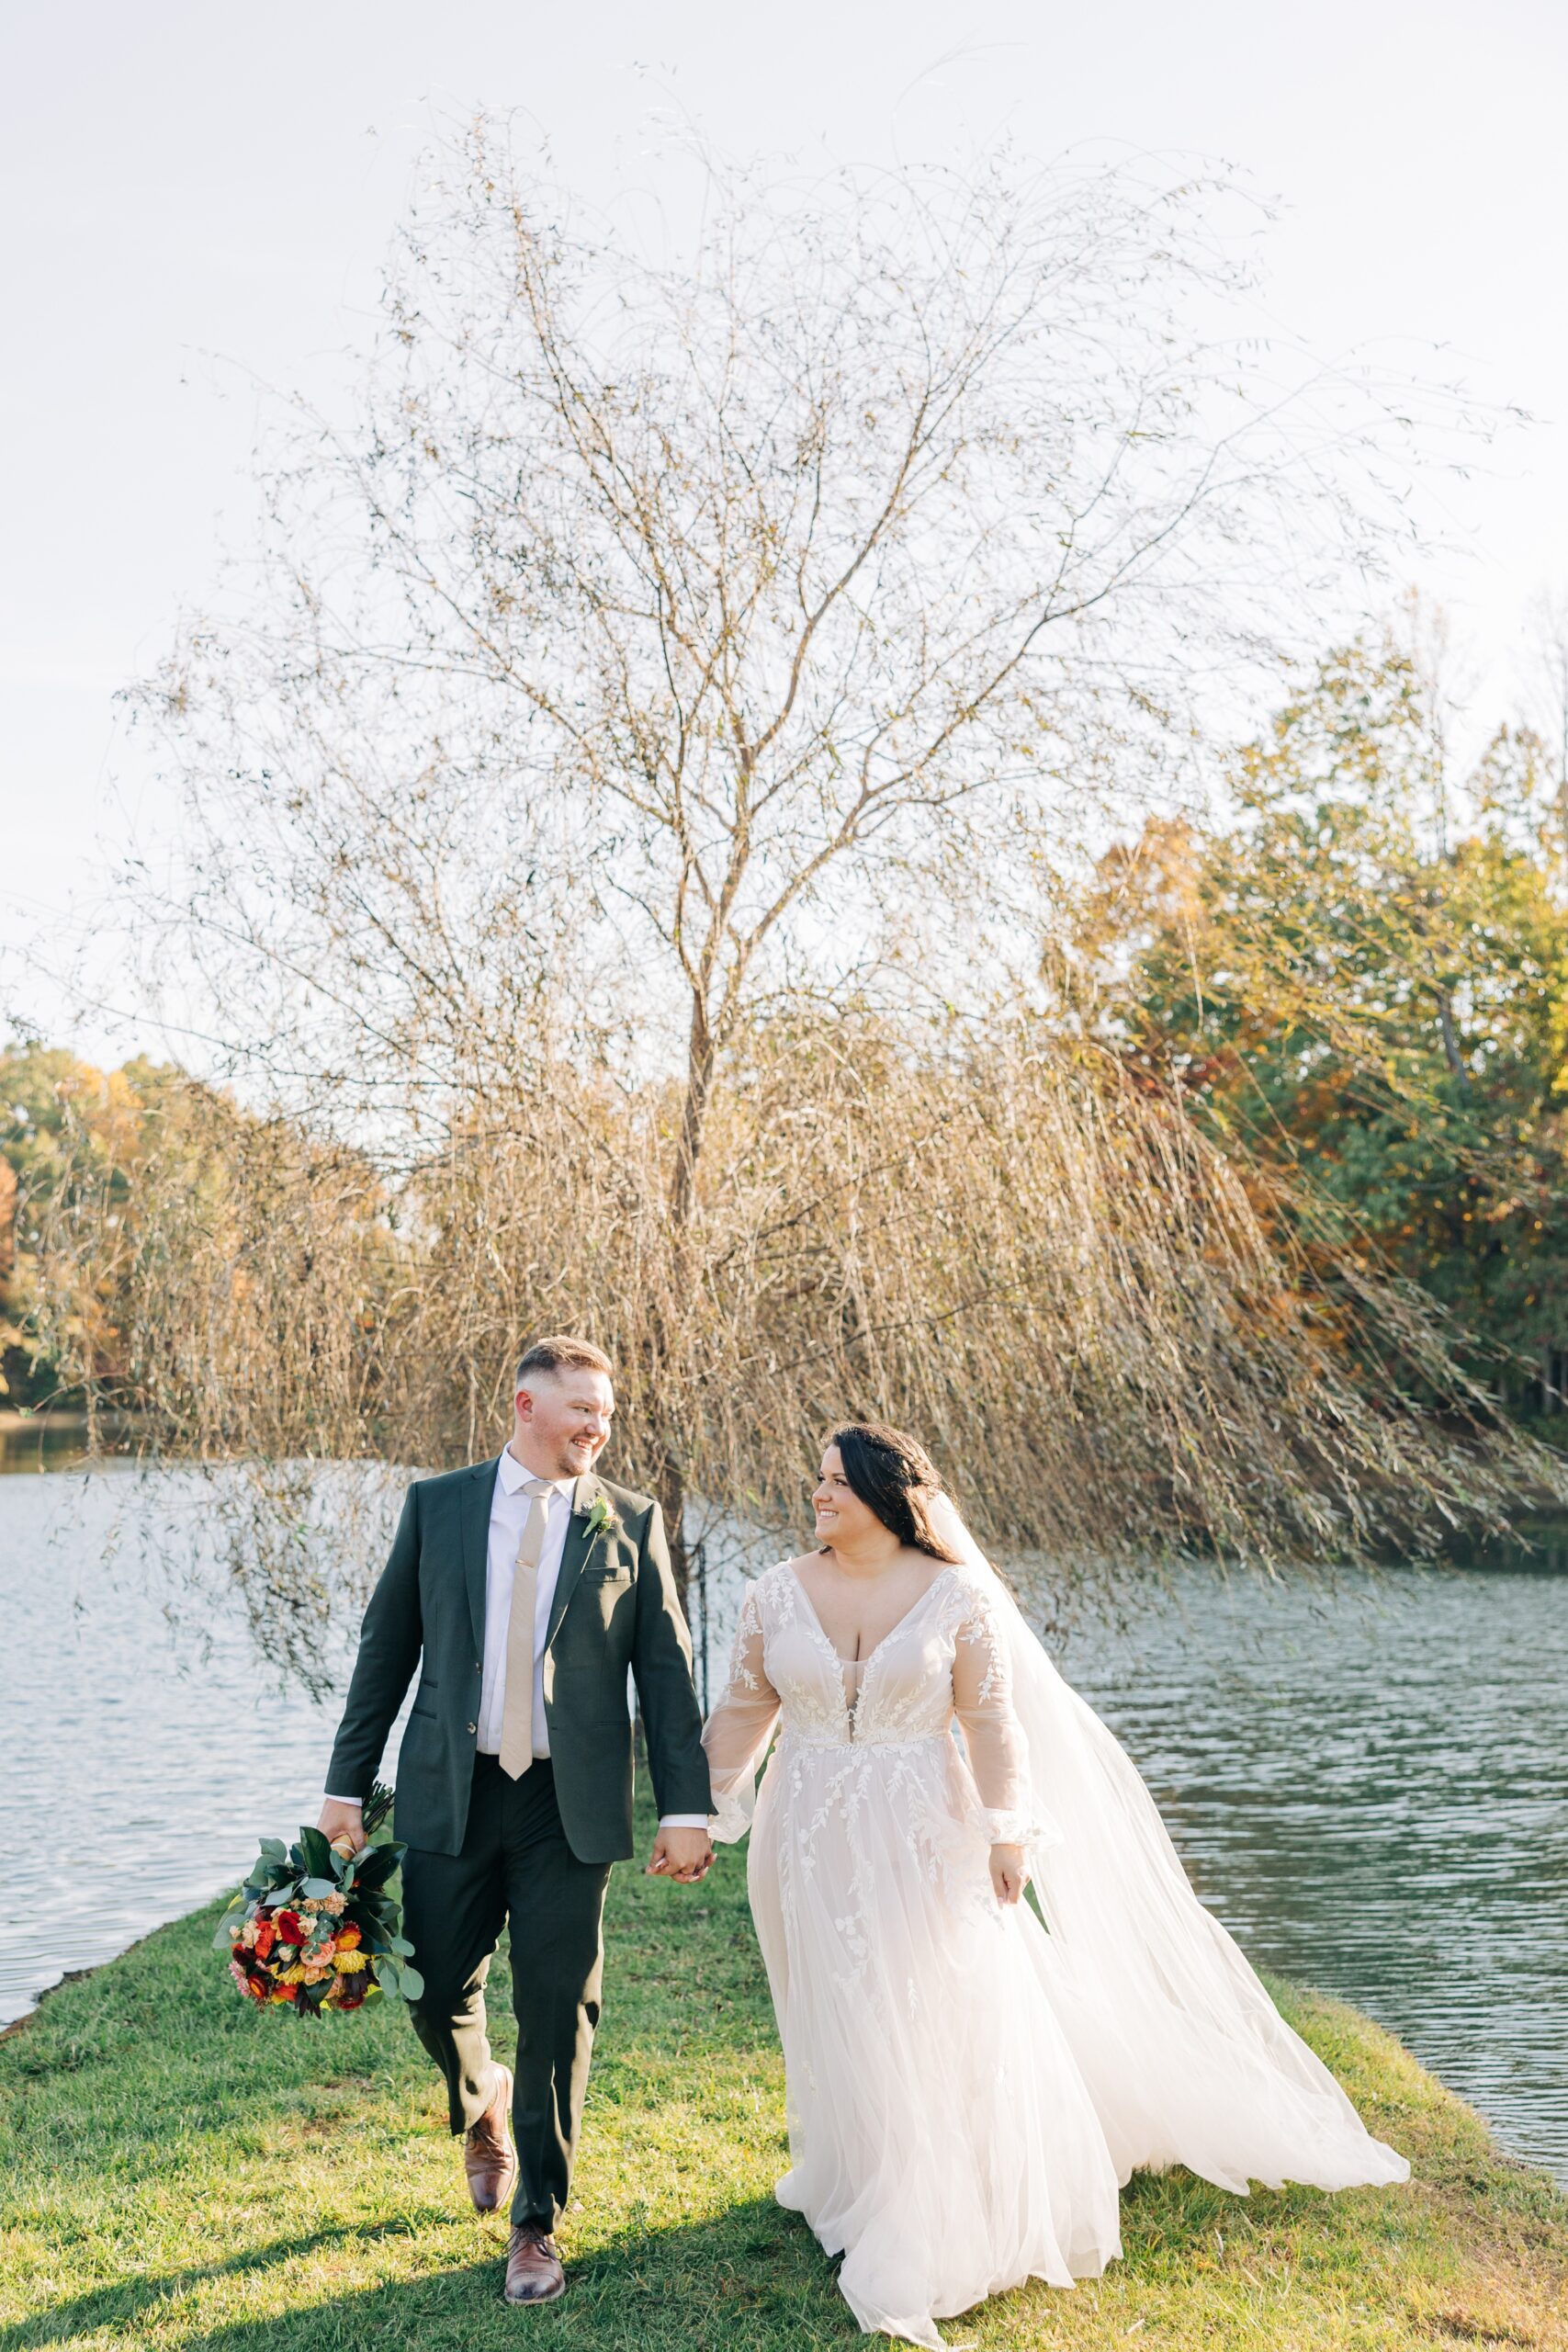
[1080,618,1568,1407]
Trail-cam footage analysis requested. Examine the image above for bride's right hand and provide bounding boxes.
[989,1843,1029,1906]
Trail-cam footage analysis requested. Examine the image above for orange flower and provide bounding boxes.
[334,1924,362,1951]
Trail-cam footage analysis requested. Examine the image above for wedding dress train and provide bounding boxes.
[701,1508,1407,2349]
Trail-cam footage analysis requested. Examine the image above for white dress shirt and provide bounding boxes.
[326,1444,707,1829]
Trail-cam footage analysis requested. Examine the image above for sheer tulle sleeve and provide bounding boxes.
[701,1579,781,1843]
[952,1586,1056,1849]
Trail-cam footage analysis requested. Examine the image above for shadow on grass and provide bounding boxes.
[1,2197,856,2352]
[6,2166,1394,2352]
[0,2217,453,2350]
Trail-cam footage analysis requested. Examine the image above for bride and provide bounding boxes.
[701,1421,1409,2350]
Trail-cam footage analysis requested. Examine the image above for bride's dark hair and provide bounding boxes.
[823,1422,964,1564]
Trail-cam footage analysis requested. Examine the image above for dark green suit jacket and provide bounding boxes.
[325,1460,713,1861]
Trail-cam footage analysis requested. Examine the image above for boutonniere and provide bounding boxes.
[580,1491,616,1546]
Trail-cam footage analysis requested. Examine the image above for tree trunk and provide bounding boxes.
[650,989,715,1616]
[670,995,716,1228]
[1436,989,1471,1091]
[655,1447,690,1602]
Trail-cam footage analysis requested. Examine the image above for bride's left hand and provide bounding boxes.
[989,1842,1029,1906]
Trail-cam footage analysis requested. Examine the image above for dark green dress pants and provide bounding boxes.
[401,1753,612,2229]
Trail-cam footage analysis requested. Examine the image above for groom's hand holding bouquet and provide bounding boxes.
[218,1780,423,2016]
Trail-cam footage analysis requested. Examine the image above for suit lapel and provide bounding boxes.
[460,1456,499,1661]
[547,1473,599,1648]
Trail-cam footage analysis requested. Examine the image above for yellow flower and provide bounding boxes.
[280,1963,310,1984]
[333,1951,368,1974]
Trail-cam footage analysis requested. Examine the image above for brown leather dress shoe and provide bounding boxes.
[504,2221,566,2304]
[463,2064,518,2214]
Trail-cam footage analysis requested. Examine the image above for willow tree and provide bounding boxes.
[39,1016,1568,1694]
[118,123,1495,1608]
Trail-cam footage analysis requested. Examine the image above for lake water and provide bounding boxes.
[1055,1563,1568,2188]
[2,1458,1564,2187]
[0,1453,410,2034]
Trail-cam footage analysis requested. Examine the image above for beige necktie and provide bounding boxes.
[498,1476,556,1780]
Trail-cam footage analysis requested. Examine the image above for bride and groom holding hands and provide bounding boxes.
[317,1334,1408,2349]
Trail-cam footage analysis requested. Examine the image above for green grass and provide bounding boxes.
[2,1803,1565,2350]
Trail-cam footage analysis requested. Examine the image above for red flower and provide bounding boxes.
[273,1980,299,2002]
[244,1973,268,2002]
[334,1923,362,1951]
[273,1910,305,1945]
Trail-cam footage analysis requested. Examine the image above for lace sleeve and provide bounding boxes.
[700,1579,781,1844]
[951,1583,1053,1848]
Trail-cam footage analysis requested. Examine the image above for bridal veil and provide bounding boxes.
[925,1492,1409,2194]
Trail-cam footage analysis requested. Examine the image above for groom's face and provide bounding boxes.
[514,1366,615,1480]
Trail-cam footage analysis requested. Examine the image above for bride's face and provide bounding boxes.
[811,1446,883,1548]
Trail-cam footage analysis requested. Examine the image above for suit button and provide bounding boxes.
[467,1721,477,1735]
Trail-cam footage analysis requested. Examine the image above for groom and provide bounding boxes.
[317,1336,715,2306]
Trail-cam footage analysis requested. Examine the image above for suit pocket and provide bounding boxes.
[583,1565,633,1585]
[408,1692,439,1720]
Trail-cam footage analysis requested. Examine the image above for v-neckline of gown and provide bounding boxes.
[787,1558,955,1678]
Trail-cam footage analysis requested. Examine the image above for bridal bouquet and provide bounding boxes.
[216,1781,423,2018]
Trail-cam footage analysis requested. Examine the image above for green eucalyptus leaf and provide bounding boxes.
[297,1826,335,1878]
[397,1965,423,2001]
[352,1847,401,1891]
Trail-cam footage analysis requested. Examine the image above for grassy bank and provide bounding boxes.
[2,1806,1564,2351]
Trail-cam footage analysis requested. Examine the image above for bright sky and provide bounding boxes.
[4,0,1565,1058]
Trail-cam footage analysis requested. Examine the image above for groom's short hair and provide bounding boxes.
[514,1334,615,1388]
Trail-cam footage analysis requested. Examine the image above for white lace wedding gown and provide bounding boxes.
[702,1541,1409,2350]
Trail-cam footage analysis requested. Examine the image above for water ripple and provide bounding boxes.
[1056,1564,1568,2186]
[0,1465,410,2030]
